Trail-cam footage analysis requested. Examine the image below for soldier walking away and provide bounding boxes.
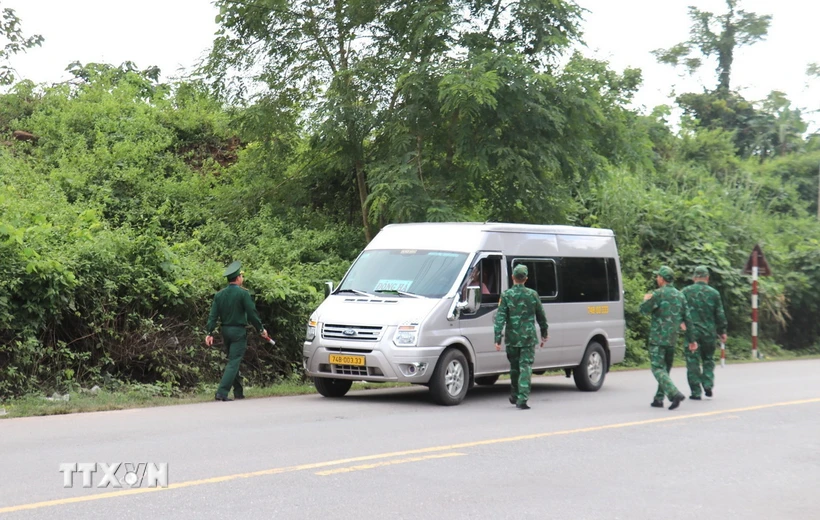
[681,266,728,400]
[494,264,548,410]
[205,261,270,401]
[640,265,698,410]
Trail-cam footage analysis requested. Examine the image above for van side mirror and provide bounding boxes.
[324,281,334,298]
[458,285,481,314]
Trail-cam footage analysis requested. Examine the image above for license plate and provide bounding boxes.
[329,354,366,366]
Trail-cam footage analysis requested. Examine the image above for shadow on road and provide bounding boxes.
[340,375,588,407]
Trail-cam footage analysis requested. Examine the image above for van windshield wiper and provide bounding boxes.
[336,288,376,298]
[375,289,426,299]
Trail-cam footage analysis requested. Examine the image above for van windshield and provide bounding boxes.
[338,249,469,298]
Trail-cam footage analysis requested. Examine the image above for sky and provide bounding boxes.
[3,0,819,130]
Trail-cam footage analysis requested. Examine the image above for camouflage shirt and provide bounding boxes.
[681,281,727,339]
[639,285,694,346]
[494,284,548,346]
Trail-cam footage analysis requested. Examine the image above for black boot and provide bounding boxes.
[689,395,701,400]
[668,394,685,410]
[704,388,713,397]
[509,396,516,405]
[650,400,664,408]
[516,401,531,410]
[215,394,233,402]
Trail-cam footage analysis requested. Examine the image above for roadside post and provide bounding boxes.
[742,244,772,360]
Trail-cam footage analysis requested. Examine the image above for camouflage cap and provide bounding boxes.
[654,265,674,282]
[223,260,242,278]
[693,265,710,278]
[512,264,528,279]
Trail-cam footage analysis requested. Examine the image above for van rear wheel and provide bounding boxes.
[475,375,499,386]
[573,341,607,391]
[429,349,469,405]
[314,377,353,398]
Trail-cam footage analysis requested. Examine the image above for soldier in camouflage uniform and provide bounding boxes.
[639,265,697,410]
[681,266,728,400]
[494,264,548,410]
[205,261,270,401]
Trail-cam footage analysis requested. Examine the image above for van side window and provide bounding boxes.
[606,258,620,301]
[461,257,501,305]
[510,259,558,299]
[562,258,611,302]
[480,259,500,300]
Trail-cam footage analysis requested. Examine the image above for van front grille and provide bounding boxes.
[322,324,383,341]
[333,365,369,376]
[318,364,384,377]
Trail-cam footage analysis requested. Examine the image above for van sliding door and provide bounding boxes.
[457,253,507,373]
[508,258,564,369]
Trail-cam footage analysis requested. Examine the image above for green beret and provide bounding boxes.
[223,260,242,278]
[654,265,674,282]
[693,266,710,278]
[512,264,528,278]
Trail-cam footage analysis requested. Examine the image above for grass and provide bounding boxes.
[2,353,819,419]
[0,380,411,419]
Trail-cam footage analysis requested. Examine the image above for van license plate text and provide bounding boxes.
[329,354,365,366]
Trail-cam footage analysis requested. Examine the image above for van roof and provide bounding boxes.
[367,222,617,254]
[380,222,614,236]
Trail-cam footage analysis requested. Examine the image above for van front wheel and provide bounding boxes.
[314,377,353,398]
[573,341,607,392]
[430,349,470,405]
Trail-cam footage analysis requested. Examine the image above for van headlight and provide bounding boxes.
[306,320,318,341]
[393,323,419,347]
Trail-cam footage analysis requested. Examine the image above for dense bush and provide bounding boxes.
[1,56,819,400]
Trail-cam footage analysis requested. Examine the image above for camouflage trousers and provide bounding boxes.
[649,344,680,402]
[507,343,536,405]
[685,335,717,398]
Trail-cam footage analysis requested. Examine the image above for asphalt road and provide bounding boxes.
[1,359,819,519]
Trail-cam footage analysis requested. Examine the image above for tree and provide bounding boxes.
[652,0,770,95]
[204,0,586,239]
[674,90,756,157]
[0,4,43,86]
[753,91,808,159]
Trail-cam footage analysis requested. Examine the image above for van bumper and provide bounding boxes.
[303,340,445,384]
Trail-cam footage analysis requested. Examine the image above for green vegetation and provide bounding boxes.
[1,0,820,410]
[0,377,412,418]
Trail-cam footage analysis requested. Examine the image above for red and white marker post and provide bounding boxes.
[751,253,759,360]
[743,244,771,361]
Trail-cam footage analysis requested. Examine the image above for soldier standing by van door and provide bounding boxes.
[640,265,697,410]
[494,264,548,410]
[205,261,270,401]
[681,266,728,400]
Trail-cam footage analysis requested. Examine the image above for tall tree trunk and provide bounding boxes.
[716,33,734,95]
[716,3,736,96]
[355,160,371,242]
[333,0,370,241]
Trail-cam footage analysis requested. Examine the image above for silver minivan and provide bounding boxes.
[302,223,626,405]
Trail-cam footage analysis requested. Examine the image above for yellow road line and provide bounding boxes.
[316,452,466,476]
[2,397,819,514]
